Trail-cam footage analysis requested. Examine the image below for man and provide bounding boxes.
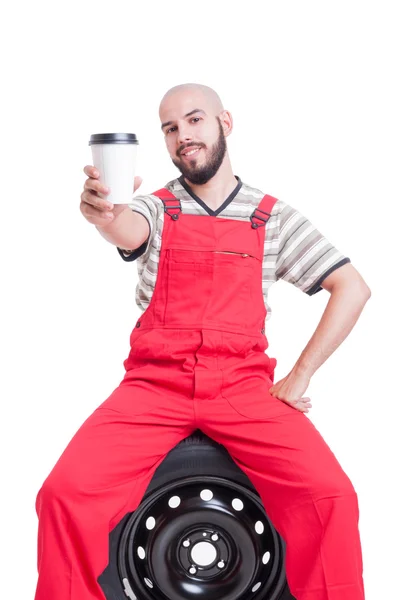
[35,83,370,600]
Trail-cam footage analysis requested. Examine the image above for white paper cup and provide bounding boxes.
[88,133,139,204]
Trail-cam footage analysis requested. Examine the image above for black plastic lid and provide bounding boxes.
[88,133,138,145]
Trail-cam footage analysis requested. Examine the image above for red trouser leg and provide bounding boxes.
[34,370,196,600]
[197,361,366,600]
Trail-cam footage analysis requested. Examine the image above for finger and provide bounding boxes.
[300,403,312,412]
[83,165,101,179]
[81,187,113,211]
[292,397,311,404]
[295,398,312,406]
[84,177,111,197]
[290,402,306,412]
[80,201,114,224]
[134,175,143,192]
[288,400,311,412]
[81,189,114,211]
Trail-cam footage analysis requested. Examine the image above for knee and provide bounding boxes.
[342,477,358,498]
[319,469,358,501]
[35,468,77,516]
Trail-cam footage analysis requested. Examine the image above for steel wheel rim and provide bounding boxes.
[118,475,287,600]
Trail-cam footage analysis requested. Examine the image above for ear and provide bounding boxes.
[219,110,233,137]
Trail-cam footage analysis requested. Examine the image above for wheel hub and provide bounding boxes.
[179,527,229,577]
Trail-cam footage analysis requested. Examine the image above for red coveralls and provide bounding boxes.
[35,190,365,600]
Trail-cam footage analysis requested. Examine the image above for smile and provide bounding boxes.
[182,148,202,159]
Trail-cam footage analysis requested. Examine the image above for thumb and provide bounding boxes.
[134,175,143,192]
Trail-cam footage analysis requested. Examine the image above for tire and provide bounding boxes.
[98,429,296,600]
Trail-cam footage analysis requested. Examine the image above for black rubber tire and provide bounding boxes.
[98,429,296,600]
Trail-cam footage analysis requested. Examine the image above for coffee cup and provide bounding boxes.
[88,133,139,204]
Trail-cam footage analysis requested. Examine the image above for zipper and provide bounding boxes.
[213,251,250,257]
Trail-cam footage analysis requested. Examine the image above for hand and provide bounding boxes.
[269,369,312,413]
[80,165,143,226]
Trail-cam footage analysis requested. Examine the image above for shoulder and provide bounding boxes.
[127,178,184,216]
[127,191,165,224]
[128,192,163,208]
[237,180,286,216]
[132,178,183,206]
[237,184,319,244]
[164,178,183,196]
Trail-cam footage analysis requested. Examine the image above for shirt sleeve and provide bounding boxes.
[275,202,351,295]
[116,194,158,262]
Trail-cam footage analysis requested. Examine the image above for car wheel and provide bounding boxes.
[98,429,295,600]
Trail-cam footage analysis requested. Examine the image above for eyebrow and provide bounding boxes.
[161,108,206,131]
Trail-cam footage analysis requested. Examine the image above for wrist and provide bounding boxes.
[292,360,315,379]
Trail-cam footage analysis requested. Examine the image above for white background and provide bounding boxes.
[1,1,397,598]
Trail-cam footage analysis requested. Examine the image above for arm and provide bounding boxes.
[95,207,150,253]
[270,202,371,410]
[292,263,371,378]
[269,262,371,411]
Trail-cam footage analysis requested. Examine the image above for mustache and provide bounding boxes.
[177,143,205,157]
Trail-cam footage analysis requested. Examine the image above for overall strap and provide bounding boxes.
[151,188,182,221]
[250,194,278,229]
[152,188,278,226]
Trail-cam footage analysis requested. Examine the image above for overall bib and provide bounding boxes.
[35,190,365,600]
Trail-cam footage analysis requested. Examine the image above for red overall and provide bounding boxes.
[35,190,365,600]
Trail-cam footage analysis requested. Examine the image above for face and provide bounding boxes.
[160,93,229,185]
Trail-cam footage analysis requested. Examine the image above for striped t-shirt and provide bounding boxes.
[117,175,350,320]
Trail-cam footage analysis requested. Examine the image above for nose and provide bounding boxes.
[177,123,193,146]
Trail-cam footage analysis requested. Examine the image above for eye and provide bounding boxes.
[166,117,201,134]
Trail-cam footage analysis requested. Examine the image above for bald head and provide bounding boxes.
[159,83,224,117]
[159,82,233,185]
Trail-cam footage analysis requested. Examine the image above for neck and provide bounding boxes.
[182,154,237,210]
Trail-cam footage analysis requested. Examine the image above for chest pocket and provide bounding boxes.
[161,248,257,327]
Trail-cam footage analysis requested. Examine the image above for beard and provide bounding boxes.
[172,117,227,185]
